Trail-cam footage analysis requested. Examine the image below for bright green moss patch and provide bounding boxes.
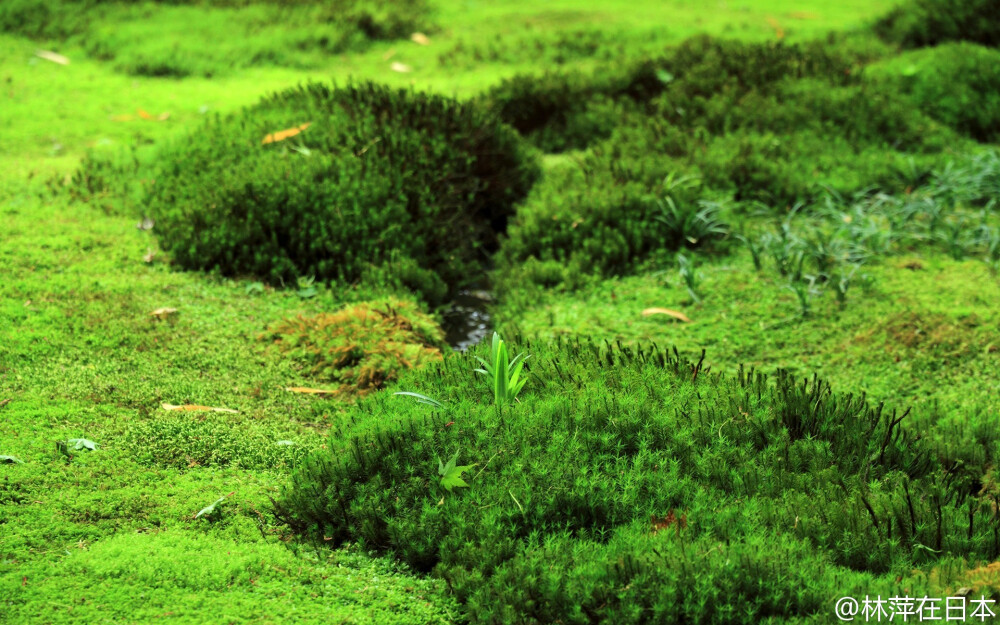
[0,0,434,77]
[1,533,459,624]
[497,252,1000,430]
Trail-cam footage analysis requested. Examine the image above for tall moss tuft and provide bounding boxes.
[273,339,1000,623]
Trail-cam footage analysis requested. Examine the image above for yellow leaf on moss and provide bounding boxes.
[261,122,311,145]
[641,308,691,322]
[150,307,178,320]
[766,17,785,39]
[36,50,69,65]
[161,403,238,414]
[285,387,340,395]
[136,109,170,121]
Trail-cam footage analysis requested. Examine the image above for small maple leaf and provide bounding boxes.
[651,509,687,534]
[437,450,476,492]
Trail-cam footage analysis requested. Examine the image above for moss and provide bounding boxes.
[873,0,1000,48]
[274,337,992,623]
[0,0,435,77]
[122,81,539,304]
[869,43,1000,142]
[263,298,448,397]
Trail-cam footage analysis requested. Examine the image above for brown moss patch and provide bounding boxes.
[883,311,981,352]
[263,298,447,397]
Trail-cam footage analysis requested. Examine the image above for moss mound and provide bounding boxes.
[496,162,729,291]
[263,298,447,397]
[138,82,538,303]
[482,35,887,154]
[490,35,966,292]
[873,0,1000,48]
[871,43,1000,142]
[275,339,1000,623]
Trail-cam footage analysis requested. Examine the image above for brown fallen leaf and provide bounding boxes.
[36,50,69,65]
[390,62,412,73]
[410,32,430,45]
[261,122,311,145]
[143,248,156,263]
[651,510,687,534]
[285,387,339,395]
[642,307,691,323]
[137,109,170,121]
[150,307,178,320]
[162,403,238,414]
[766,16,785,39]
[0,399,11,408]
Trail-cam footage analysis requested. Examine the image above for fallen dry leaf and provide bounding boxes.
[390,62,412,73]
[410,32,430,45]
[382,48,397,60]
[137,109,170,121]
[285,387,339,395]
[0,399,11,408]
[766,17,785,39]
[150,307,178,320]
[36,50,69,65]
[261,122,311,145]
[162,403,238,414]
[642,307,691,323]
[143,248,156,263]
[651,510,687,534]
[136,109,170,121]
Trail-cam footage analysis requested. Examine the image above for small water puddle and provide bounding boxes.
[442,289,493,351]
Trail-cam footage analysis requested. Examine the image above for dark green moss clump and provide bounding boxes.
[873,0,1000,48]
[142,82,539,304]
[488,35,967,292]
[482,35,886,154]
[496,161,729,290]
[872,43,1000,142]
[275,339,999,624]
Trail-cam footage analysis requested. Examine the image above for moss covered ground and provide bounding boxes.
[3,0,1000,623]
